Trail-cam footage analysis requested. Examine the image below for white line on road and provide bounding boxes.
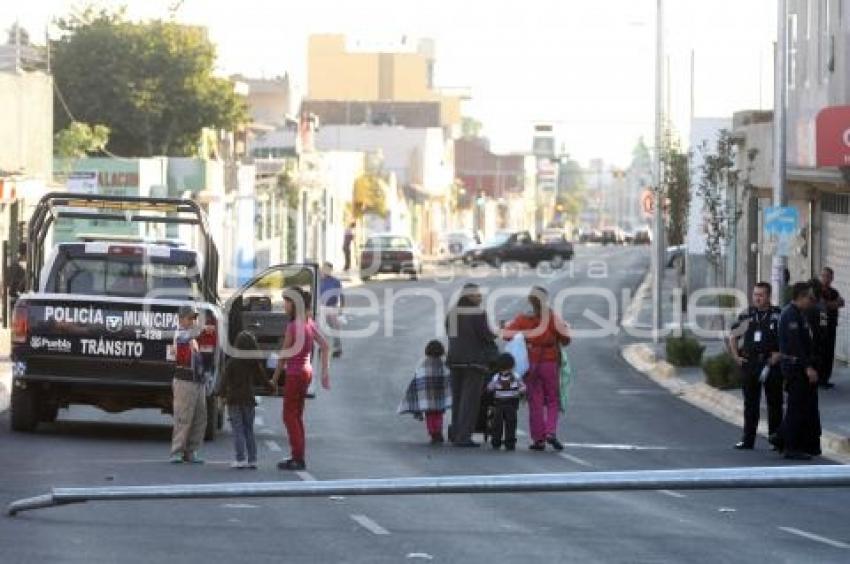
[658,490,687,499]
[351,514,390,535]
[558,452,593,467]
[254,415,265,427]
[222,503,259,509]
[616,389,666,396]
[778,527,850,549]
[264,440,282,452]
[562,442,669,451]
[296,471,317,482]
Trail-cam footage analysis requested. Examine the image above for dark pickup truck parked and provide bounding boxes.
[9,193,318,438]
[463,231,574,268]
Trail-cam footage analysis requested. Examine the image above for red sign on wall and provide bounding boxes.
[816,106,850,167]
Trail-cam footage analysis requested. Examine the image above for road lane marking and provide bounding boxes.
[264,440,282,452]
[254,415,265,427]
[616,389,667,396]
[222,503,259,509]
[558,453,593,467]
[562,442,669,451]
[351,514,390,535]
[406,553,434,560]
[658,490,687,499]
[296,471,317,482]
[778,527,850,549]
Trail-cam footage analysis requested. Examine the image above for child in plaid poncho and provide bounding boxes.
[398,340,452,444]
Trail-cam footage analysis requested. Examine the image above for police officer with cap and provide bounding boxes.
[776,281,821,460]
[729,282,783,450]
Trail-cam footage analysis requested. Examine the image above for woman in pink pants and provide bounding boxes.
[502,286,571,451]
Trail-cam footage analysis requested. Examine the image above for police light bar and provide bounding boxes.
[60,199,184,213]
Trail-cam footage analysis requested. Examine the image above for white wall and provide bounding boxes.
[314,125,451,196]
[0,71,52,179]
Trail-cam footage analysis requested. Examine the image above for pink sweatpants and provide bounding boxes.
[526,361,560,442]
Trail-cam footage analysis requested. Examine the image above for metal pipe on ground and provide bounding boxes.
[9,465,850,517]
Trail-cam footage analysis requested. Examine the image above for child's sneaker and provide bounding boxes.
[186,452,205,464]
[245,461,258,469]
[169,454,184,464]
[230,460,246,469]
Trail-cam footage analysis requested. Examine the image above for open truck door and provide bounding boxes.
[223,263,319,397]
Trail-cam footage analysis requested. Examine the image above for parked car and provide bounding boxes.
[438,230,481,261]
[599,227,623,245]
[578,228,601,244]
[463,230,574,268]
[666,244,686,268]
[633,229,652,245]
[360,233,422,281]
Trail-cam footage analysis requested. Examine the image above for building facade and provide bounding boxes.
[307,34,463,131]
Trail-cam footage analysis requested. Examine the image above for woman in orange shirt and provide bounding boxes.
[502,286,570,451]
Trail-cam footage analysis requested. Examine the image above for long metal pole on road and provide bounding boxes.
[652,0,665,341]
[771,0,788,299]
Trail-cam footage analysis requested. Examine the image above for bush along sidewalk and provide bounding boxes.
[665,332,705,367]
[702,352,742,390]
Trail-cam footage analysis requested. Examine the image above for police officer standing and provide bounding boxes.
[776,282,822,460]
[729,282,783,450]
[819,266,844,388]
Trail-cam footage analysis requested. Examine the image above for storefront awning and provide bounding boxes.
[816,106,850,167]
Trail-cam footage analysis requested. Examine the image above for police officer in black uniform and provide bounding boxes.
[777,281,822,460]
[729,282,783,450]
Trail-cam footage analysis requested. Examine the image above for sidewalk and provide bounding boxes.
[621,266,850,464]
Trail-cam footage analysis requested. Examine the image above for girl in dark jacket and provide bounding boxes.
[222,331,275,469]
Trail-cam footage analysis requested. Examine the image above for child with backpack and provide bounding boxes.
[397,340,452,444]
[486,353,526,451]
[221,330,276,468]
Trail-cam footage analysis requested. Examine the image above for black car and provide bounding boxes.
[464,231,574,268]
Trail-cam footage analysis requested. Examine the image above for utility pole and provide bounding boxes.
[652,0,665,341]
[771,0,788,299]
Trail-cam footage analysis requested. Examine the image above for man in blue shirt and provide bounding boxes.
[776,281,821,460]
[319,262,344,358]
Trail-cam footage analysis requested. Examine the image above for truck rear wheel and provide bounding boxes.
[11,386,39,432]
[551,254,565,269]
[204,396,218,441]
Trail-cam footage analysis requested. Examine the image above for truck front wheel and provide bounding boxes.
[11,385,39,432]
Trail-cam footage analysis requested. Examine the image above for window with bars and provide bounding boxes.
[822,192,850,214]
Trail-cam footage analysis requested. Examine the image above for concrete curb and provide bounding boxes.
[622,342,850,465]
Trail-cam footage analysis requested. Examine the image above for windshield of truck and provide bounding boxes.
[51,257,201,299]
[484,233,511,247]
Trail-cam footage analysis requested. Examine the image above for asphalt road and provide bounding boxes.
[2,246,849,563]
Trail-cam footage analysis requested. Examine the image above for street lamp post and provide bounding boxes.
[771,0,788,299]
[652,0,666,342]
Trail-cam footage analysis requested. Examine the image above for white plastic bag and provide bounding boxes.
[505,333,529,378]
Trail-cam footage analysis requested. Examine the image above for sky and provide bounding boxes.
[2,0,778,166]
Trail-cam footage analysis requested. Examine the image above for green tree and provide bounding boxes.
[6,22,30,45]
[660,131,690,246]
[461,117,483,139]
[696,130,741,285]
[51,8,246,157]
[54,121,110,158]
